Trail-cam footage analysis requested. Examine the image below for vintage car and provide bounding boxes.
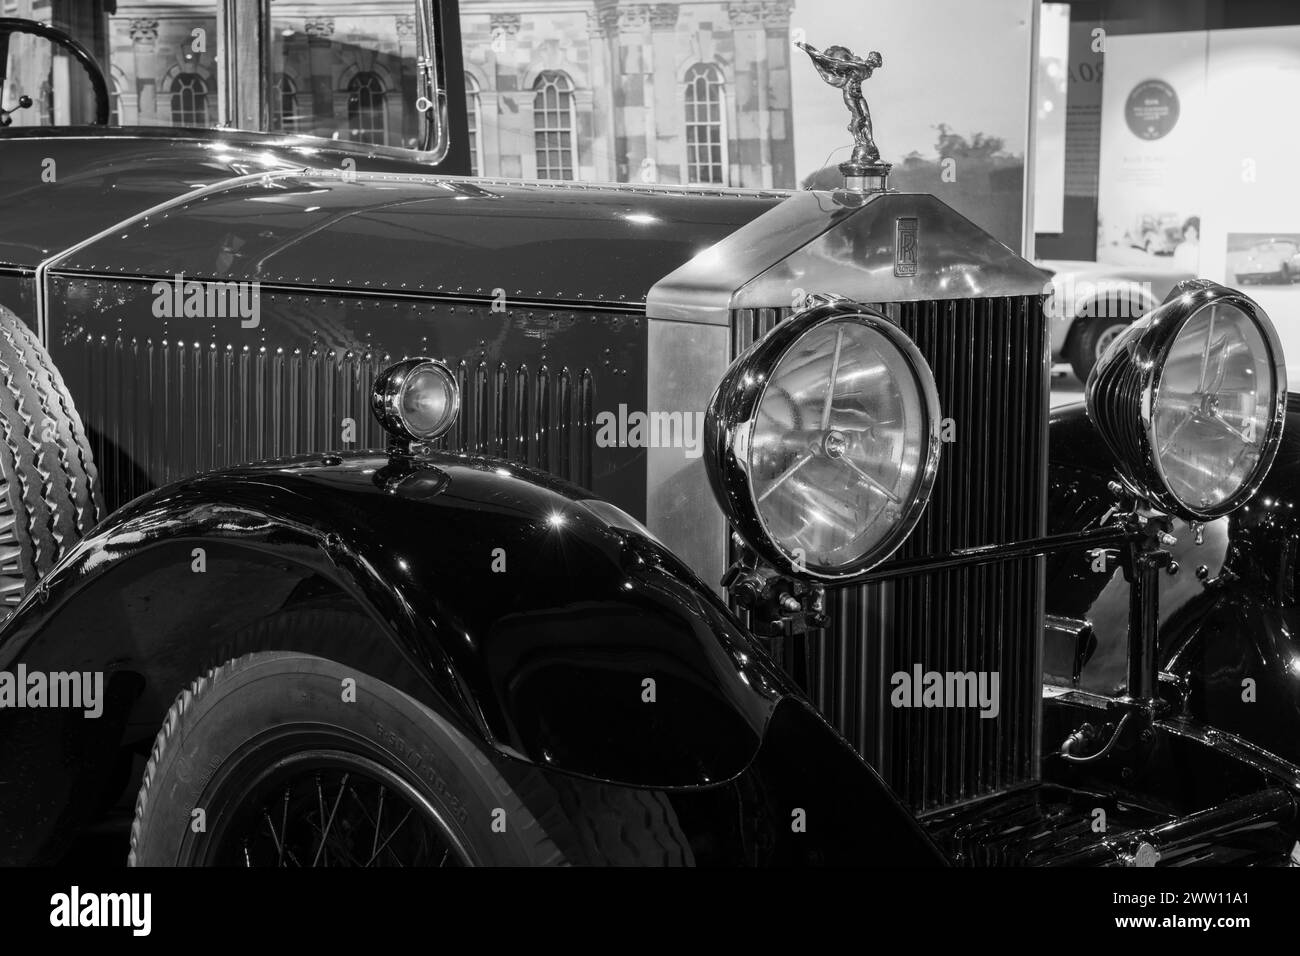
[1227,238,1300,286]
[1039,259,1191,381]
[0,4,1298,868]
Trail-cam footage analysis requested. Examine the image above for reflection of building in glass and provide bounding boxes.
[462,1,796,187]
[107,6,217,129]
[107,5,422,147]
[17,1,795,187]
[267,13,422,147]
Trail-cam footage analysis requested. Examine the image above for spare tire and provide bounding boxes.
[0,305,102,619]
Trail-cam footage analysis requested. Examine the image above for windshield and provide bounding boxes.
[1,0,434,149]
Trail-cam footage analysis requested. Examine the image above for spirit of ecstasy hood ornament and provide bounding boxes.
[798,41,890,193]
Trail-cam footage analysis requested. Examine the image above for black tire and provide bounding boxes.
[1069,315,1131,383]
[129,651,694,866]
[0,305,101,619]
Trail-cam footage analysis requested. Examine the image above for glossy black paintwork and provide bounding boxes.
[1047,398,1300,769]
[52,167,780,310]
[626,697,946,865]
[0,132,777,531]
[0,449,788,789]
[0,131,443,267]
[0,448,945,864]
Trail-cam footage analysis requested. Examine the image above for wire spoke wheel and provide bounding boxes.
[207,750,467,868]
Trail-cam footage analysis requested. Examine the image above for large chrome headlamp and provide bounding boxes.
[1086,280,1286,521]
[704,301,943,581]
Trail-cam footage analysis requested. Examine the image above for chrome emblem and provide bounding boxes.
[797,42,883,165]
[798,41,891,193]
[895,218,918,277]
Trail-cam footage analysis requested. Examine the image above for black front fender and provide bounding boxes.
[0,452,789,799]
[1,450,949,865]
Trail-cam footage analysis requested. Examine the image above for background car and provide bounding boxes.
[1039,259,1192,381]
[1227,238,1300,284]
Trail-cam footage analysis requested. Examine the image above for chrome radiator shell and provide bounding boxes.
[734,294,1050,812]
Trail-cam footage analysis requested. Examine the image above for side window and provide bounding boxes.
[268,2,425,148]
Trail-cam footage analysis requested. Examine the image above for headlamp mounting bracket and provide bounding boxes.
[722,539,827,639]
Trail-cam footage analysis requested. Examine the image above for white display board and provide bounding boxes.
[1096,31,1207,275]
[1204,26,1300,375]
[1099,26,1300,373]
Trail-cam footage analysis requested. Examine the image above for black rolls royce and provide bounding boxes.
[0,2,1297,868]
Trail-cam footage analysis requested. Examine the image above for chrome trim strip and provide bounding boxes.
[217,0,234,128]
[33,168,305,344]
[1157,720,1300,788]
[0,129,440,165]
[453,175,789,200]
[415,0,448,164]
[40,272,646,316]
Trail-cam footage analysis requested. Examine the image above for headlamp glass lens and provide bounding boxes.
[748,316,930,571]
[400,365,457,439]
[1152,302,1276,511]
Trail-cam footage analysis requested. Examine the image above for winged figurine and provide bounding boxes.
[797,42,884,165]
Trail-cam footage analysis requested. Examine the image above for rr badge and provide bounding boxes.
[895,217,918,277]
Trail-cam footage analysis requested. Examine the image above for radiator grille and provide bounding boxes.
[733,296,1049,812]
[73,337,595,514]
